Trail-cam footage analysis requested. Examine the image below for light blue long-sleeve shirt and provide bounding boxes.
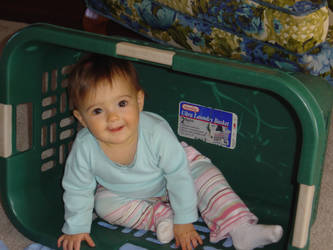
[62,111,198,234]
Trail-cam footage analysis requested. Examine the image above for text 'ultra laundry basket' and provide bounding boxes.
[1,24,333,250]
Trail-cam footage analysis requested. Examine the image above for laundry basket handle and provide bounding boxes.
[116,42,175,66]
[0,104,12,158]
[292,184,315,248]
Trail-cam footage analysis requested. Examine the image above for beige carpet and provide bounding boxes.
[0,19,333,250]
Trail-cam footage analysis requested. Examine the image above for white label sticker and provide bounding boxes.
[178,101,237,149]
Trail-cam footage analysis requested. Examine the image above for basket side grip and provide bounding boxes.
[116,42,175,66]
[0,104,12,158]
[292,184,315,248]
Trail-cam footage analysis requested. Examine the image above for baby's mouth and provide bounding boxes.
[108,125,124,132]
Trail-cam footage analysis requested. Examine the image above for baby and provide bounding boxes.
[57,54,283,250]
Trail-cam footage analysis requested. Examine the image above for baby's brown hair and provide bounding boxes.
[67,53,142,110]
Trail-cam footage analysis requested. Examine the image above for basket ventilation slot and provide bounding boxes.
[40,67,77,172]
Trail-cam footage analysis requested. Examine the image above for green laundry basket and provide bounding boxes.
[1,24,333,250]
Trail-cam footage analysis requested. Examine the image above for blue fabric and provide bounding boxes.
[222,237,233,248]
[24,243,53,250]
[0,240,8,250]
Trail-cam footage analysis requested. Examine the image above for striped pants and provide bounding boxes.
[94,142,257,243]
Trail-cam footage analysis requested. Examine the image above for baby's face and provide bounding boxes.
[74,77,144,148]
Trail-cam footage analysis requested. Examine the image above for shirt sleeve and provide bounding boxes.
[61,134,97,234]
[153,120,198,224]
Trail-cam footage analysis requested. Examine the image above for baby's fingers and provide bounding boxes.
[67,240,74,250]
[182,237,192,250]
[74,240,82,250]
[84,234,96,248]
[175,236,187,250]
[191,232,203,248]
[58,235,64,248]
[184,236,197,250]
[194,231,203,245]
[191,237,199,248]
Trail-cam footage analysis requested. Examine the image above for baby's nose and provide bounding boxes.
[107,112,119,122]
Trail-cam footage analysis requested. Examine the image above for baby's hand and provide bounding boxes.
[57,233,95,250]
[174,223,203,250]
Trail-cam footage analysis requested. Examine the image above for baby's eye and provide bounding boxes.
[92,108,103,115]
[118,100,128,107]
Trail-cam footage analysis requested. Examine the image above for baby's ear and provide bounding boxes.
[73,110,87,127]
[137,90,145,111]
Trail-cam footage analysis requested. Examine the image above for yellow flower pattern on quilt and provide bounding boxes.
[156,0,192,15]
[265,5,329,53]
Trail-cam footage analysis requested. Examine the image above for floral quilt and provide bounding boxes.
[86,0,333,86]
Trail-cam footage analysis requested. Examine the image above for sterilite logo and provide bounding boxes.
[182,103,199,113]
